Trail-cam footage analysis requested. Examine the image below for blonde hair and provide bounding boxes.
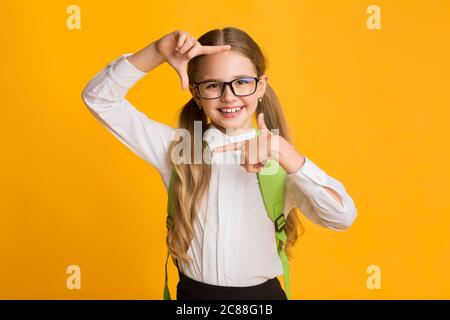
[166,27,304,265]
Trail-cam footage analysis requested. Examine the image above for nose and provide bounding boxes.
[221,83,236,100]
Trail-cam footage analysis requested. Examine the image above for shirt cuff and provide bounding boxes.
[107,53,148,89]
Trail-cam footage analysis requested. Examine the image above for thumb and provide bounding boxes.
[257,113,268,130]
[175,64,189,90]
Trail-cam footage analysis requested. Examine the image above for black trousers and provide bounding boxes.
[176,271,287,300]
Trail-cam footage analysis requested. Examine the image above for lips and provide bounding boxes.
[218,105,245,118]
[219,106,244,114]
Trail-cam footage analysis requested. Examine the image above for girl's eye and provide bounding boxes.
[237,78,251,85]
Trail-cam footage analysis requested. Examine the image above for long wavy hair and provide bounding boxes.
[166,27,305,265]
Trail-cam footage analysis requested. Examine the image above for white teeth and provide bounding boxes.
[220,106,242,113]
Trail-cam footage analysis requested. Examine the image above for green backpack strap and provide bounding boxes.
[163,169,177,300]
[255,127,291,300]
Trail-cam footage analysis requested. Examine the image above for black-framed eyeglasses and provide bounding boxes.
[192,76,260,100]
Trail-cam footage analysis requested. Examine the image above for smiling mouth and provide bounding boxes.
[219,106,244,114]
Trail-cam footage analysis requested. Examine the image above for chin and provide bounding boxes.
[218,120,249,131]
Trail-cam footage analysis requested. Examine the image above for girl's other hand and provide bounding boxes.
[213,113,281,173]
[154,30,231,90]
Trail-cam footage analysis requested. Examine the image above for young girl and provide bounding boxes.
[82,28,357,300]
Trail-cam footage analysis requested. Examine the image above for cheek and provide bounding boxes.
[243,98,258,112]
[202,104,217,114]
[201,105,220,120]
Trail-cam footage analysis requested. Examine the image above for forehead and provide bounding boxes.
[196,51,257,82]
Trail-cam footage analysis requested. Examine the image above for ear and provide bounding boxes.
[256,74,269,97]
[189,84,202,107]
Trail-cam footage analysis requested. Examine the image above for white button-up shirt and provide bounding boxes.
[82,53,358,287]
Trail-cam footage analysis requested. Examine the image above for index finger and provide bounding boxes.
[199,45,231,55]
[213,140,243,153]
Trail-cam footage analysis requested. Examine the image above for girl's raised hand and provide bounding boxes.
[154,30,231,90]
[213,113,281,173]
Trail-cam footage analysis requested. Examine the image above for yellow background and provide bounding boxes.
[1,0,449,299]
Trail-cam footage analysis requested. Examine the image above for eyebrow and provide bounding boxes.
[200,74,256,82]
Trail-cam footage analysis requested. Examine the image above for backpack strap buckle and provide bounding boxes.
[274,212,286,232]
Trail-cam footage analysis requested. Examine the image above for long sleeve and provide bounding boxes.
[81,53,175,188]
[284,155,357,231]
